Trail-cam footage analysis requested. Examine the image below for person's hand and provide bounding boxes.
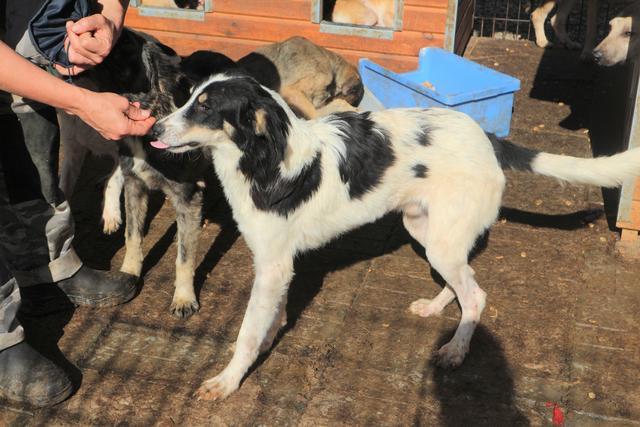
[71,90,156,140]
[55,14,118,76]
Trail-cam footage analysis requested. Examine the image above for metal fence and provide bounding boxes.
[474,0,625,43]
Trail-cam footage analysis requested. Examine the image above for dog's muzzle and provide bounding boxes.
[592,49,603,64]
[149,122,172,150]
[150,122,165,140]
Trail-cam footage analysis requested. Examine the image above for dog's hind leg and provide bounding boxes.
[531,1,557,48]
[102,164,124,234]
[402,208,457,317]
[317,98,359,116]
[120,175,149,278]
[168,184,203,318]
[404,187,499,368]
[531,0,556,47]
[280,86,320,119]
[551,0,581,49]
[196,254,294,401]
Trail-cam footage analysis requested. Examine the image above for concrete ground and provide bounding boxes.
[2,37,640,426]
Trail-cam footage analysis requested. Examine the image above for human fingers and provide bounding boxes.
[70,14,109,35]
[66,26,102,65]
[127,116,157,136]
[125,103,152,121]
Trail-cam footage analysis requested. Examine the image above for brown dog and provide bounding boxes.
[331,0,395,27]
[238,36,364,119]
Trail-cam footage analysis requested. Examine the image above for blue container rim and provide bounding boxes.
[359,48,521,106]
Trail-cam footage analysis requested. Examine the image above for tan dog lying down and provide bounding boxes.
[331,0,395,27]
[239,36,364,119]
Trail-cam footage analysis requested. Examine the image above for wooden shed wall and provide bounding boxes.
[125,0,449,72]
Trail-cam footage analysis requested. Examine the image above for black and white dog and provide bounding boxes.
[151,73,640,400]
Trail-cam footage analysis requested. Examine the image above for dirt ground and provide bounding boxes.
[2,37,640,426]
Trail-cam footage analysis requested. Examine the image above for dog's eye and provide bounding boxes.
[625,31,634,38]
[196,102,210,113]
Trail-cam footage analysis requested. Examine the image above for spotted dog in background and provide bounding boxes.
[151,73,640,400]
[58,29,217,318]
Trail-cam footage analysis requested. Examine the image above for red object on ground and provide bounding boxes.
[545,402,565,426]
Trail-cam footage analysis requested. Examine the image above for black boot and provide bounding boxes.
[55,265,138,307]
[0,341,72,407]
[21,265,138,312]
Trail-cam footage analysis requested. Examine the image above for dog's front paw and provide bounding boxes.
[195,374,239,401]
[409,298,442,318]
[170,297,200,319]
[435,340,468,369]
[102,210,122,234]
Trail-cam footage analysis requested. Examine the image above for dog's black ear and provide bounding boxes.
[254,108,268,136]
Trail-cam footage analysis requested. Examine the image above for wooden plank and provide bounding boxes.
[620,228,639,241]
[330,48,419,72]
[405,0,448,8]
[628,200,640,228]
[212,0,311,21]
[632,178,640,200]
[142,29,421,72]
[125,8,445,56]
[617,221,640,231]
[403,5,447,33]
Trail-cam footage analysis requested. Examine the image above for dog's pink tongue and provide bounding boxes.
[150,140,170,149]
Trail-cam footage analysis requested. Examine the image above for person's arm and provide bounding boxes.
[97,0,129,36]
[0,41,155,140]
[55,1,130,75]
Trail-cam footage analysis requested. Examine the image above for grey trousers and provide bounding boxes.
[0,261,23,351]
[0,33,82,352]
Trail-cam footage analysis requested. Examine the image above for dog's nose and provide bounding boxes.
[592,50,603,63]
[150,122,165,139]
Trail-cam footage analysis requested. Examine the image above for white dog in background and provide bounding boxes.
[593,2,640,65]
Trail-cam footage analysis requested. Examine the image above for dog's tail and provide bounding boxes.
[490,134,640,188]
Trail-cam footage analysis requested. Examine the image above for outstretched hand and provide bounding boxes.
[73,91,156,140]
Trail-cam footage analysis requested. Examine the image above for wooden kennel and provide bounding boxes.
[124,0,475,72]
[615,61,640,251]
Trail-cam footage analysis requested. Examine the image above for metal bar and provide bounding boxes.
[393,0,404,31]
[137,6,205,21]
[515,0,521,39]
[319,22,394,39]
[311,0,321,24]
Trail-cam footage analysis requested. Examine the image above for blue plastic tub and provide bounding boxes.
[359,48,521,137]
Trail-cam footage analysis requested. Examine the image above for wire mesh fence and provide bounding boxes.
[474,0,626,44]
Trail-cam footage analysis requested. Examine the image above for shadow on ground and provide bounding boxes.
[416,325,529,427]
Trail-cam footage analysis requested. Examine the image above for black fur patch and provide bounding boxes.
[488,133,539,172]
[250,153,323,217]
[412,164,428,178]
[416,125,434,146]
[330,112,395,199]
